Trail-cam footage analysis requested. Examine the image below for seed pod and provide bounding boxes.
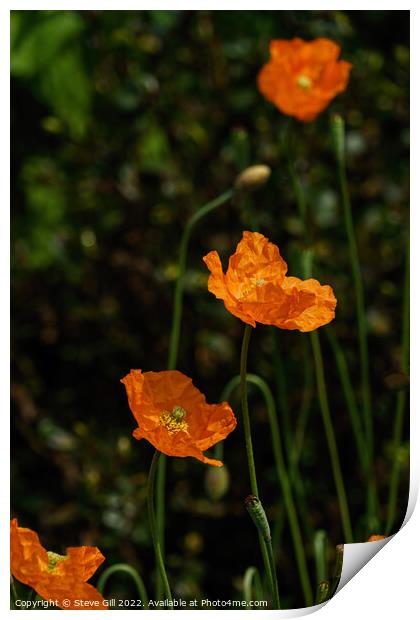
[235,165,271,192]
[244,495,271,543]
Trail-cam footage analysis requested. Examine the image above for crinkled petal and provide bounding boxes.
[10,518,49,588]
[274,276,337,331]
[35,578,107,610]
[123,370,237,466]
[64,547,105,582]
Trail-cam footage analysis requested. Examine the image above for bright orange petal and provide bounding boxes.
[308,38,341,63]
[64,547,105,582]
[123,370,237,466]
[204,232,337,332]
[275,276,337,332]
[203,251,229,301]
[36,578,107,610]
[258,37,351,121]
[10,519,49,588]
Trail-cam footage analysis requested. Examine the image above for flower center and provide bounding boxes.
[47,551,68,572]
[160,405,189,435]
[296,74,312,90]
[239,277,267,300]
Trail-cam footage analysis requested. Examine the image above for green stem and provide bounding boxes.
[283,338,316,547]
[386,241,410,535]
[97,564,149,605]
[155,454,166,599]
[221,370,313,607]
[167,188,235,371]
[290,337,313,473]
[243,566,263,603]
[332,116,374,491]
[250,373,313,606]
[271,329,293,464]
[326,326,379,531]
[155,188,235,595]
[284,125,312,248]
[313,530,328,585]
[310,330,353,543]
[240,325,259,495]
[10,576,18,610]
[265,540,281,609]
[148,450,172,602]
[285,127,354,543]
[239,324,278,608]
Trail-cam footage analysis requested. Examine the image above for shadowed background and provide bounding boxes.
[11,10,409,608]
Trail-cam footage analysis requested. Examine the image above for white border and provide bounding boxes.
[4,4,416,619]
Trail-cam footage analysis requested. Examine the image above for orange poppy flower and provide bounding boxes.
[121,369,236,467]
[10,519,107,610]
[367,534,386,542]
[257,37,352,122]
[203,231,336,332]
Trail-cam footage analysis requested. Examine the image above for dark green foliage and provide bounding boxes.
[11,10,409,608]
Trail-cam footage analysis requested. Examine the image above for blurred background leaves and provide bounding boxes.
[11,10,409,608]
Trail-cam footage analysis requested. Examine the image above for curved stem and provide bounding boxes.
[310,330,353,543]
[167,188,235,371]
[155,188,235,596]
[332,116,375,517]
[285,127,355,542]
[326,326,379,530]
[221,370,313,606]
[148,450,172,602]
[243,566,263,603]
[386,241,409,535]
[239,325,279,608]
[272,338,315,551]
[97,564,149,605]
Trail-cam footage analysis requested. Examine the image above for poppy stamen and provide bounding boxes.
[47,551,68,572]
[239,277,267,300]
[296,74,312,90]
[160,405,189,435]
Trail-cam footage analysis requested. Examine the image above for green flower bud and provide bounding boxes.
[244,495,271,542]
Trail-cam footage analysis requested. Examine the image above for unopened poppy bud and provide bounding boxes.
[331,114,345,165]
[205,465,230,501]
[315,580,330,604]
[244,495,271,543]
[330,544,344,595]
[235,165,271,192]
